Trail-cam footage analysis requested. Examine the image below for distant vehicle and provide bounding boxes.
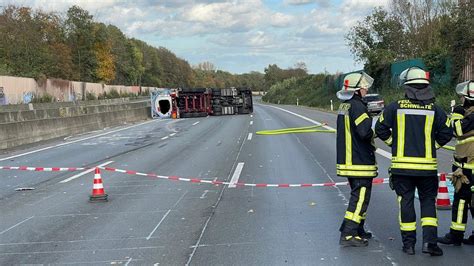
[364,93,384,114]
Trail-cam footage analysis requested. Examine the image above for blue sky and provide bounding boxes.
[3,0,388,74]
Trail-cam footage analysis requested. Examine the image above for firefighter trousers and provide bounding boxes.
[449,167,473,235]
[392,174,438,246]
[341,178,373,236]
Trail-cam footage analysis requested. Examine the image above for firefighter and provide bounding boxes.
[438,80,474,246]
[375,67,452,256]
[336,71,377,247]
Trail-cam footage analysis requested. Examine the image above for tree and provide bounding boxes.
[440,1,473,82]
[65,5,97,81]
[92,23,115,83]
[346,7,410,88]
[195,61,216,71]
[346,7,408,65]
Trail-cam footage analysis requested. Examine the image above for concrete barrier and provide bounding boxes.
[0,101,152,150]
[0,101,149,123]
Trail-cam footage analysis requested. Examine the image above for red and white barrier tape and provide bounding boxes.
[99,166,389,188]
[0,166,88,172]
[1,165,452,188]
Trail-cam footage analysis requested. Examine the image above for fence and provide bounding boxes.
[461,44,473,81]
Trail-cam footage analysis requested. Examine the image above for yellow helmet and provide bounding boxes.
[399,67,430,85]
[336,71,374,100]
[456,80,474,101]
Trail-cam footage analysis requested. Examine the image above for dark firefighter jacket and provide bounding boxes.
[336,94,377,178]
[452,106,474,169]
[375,98,452,176]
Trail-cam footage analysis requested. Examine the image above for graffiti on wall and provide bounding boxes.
[23,92,34,104]
[0,87,6,105]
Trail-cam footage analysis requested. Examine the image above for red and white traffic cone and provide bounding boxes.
[436,173,451,210]
[89,167,108,202]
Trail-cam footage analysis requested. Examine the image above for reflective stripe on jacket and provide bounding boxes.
[336,95,377,178]
[375,99,452,176]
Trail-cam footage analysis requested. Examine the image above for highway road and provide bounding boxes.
[0,101,471,265]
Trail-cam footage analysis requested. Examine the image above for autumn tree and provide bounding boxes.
[92,23,115,83]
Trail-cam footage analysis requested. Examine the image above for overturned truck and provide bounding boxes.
[175,87,253,118]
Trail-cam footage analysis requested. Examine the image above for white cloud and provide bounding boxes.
[285,0,331,7]
[285,0,316,5]
[270,12,294,27]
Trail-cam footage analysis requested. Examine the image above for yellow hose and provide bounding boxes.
[256,125,455,153]
[256,125,336,135]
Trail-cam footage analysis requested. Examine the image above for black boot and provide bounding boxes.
[422,243,443,256]
[358,220,372,239]
[463,234,474,245]
[339,235,368,247]
[438,232,463,246]
[402,245,415,255]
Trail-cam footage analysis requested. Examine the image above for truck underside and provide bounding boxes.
[175,87,253,118]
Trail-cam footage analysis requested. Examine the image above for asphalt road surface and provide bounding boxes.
[0,102,472,265]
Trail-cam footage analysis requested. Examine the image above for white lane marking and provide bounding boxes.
[59,161,114,183]
[250,121,253,125]
[0,216,34,235]
[161,136,169,140]
[187,127,248,265]
[266,105,391,160]
[172,192,188,210]
[200,190,209,199]
[125,257,133,266]
[192,121,200,126]
[169,133,176,137]
[146,210,171,240]
[228,162,244,188]
[247,133,253,141]
[0,119,161,162]
[267,105,334,130]
[250,115,253,118]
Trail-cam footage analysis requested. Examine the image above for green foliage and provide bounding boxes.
[262,74,339,109]
[264,64,308,90]
[85,92,97,100]
[107,89,120,98]
[31,93,54,103]
[340,0,472,112]
[65,5,97,81]
[346,8,408,65]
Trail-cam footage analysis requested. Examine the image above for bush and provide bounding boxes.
[108,89,120,98]
[31,93,54,103]
[262,74,339,110]
[86,92,97,100]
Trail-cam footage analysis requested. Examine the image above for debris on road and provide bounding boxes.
[15,187,35,191]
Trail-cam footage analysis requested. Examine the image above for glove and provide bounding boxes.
[452,105,466,116]
[448,168,470,193]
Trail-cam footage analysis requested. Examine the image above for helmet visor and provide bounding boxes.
[356,72,374,90]
[456,80,473,98]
